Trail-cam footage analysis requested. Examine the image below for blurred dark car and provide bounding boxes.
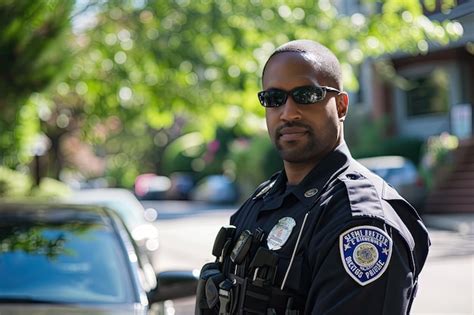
[0,202,197,315]
[134,173,195,201]
[357,155,427,209]
[191,175,239,204]
[134,174,172,200]
[166,173,195,200]
[66,188,160,270]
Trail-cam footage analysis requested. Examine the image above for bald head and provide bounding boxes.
[262,40,343,90]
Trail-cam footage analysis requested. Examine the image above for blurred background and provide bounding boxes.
[0,0,473,314]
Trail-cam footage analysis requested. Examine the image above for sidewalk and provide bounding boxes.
[412,214,474,315]
[422,213,474,235]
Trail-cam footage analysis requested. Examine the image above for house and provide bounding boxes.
[358,1,474,213]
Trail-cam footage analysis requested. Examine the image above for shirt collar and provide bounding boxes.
[262,142,352,208]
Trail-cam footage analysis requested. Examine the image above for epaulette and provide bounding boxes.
[252,179,276,200]
[337,170,384,218]
[251,171,281,200]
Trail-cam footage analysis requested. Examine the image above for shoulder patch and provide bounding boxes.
[339,225,392,286]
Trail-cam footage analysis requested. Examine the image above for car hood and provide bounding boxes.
[0,304,147,315]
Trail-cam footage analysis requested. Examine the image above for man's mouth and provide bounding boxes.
[278,127,308,141]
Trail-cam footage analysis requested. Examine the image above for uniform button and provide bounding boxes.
[304,188,319,198]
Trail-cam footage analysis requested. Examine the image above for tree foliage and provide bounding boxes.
[0,0,463,186]
[0,0,75,167]
[66,0,463,125]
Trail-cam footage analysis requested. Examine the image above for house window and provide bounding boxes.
[405,69,449,117]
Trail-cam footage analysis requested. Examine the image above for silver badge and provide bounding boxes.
[304,188,319,198]
[267,217,297,250]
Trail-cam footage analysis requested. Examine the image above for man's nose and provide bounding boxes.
[280,97,302,121]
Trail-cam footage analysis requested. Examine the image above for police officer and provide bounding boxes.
[196,40,430,315]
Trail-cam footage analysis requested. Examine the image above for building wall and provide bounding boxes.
[368,6,474,140]
[392,50,468,139]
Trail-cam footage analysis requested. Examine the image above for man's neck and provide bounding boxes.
[283,139,345,185]
[283,160,318,185]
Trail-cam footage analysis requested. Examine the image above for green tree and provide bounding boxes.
[66,0,461,126]
[1,0,463,186]
[0,0,75,167]
[70,0,461,185]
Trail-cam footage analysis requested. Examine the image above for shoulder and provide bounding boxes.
[334,159,412,218]
[321,160,425,248]
[334,161,388,217]
[322,159,429,270]
[319,160,391,218]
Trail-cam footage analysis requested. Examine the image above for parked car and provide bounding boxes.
[357,155,427,209]
[191,175,239,204]
[0,202,198,315]
[134,174,172,200]
[167,173,195,200]
[66,188,160,270]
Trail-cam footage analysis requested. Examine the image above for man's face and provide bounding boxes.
[263,52,347,165]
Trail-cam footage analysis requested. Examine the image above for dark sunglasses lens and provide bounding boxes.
[259,90,287,107]
[292,86,324,104]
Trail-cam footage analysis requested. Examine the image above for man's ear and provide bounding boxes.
[337,92,349,121]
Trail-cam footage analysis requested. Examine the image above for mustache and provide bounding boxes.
[276,122,313,135]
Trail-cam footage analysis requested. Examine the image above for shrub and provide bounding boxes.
[0,166,70,200]
[0,166,32,198]
[419,132,459,190]
[352,137,424,165]
[30,177,72,199]
[229,134,282,197]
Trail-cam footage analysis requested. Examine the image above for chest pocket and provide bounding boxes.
[274,254,304,292]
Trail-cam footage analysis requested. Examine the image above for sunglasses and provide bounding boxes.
[258,85,342,108]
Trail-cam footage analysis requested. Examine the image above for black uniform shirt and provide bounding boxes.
[227,143,430,315]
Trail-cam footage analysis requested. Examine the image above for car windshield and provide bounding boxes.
[0,219,135,304]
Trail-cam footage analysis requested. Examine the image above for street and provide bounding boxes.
[145,201,474,315]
